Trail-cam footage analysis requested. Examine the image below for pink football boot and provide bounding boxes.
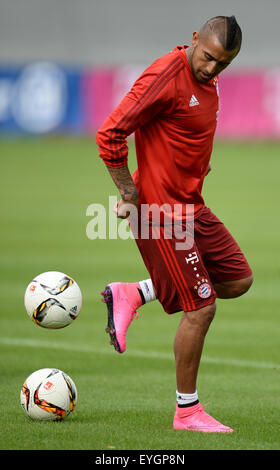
[101,282,143,353]
[173,403,234,433]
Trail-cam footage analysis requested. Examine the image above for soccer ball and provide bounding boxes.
[24,271,82,329]
[20,368,77,421]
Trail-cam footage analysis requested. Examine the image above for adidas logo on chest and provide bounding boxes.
[189,94,199,107]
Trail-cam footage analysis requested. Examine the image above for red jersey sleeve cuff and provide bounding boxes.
[101,157,128,169]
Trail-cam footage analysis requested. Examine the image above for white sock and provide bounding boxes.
[138,279,156,303]
[176,390,199,407]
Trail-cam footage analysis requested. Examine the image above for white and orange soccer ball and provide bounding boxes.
[20,368,77,421]
[24,271,82,329]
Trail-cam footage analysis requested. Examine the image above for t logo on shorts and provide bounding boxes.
[185,252,199,265]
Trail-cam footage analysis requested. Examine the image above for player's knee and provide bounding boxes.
[232,274,254,297]
[214,274,253,299]
[204,302,216,324]
[186,302,216,330]
[241,274,253,294]
[199,302,216,333]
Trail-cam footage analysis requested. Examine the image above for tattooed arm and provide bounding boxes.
[96,59,173,219]
[96,54,175,219]
[107,165,139,219]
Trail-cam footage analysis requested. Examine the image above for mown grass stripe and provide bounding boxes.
[1,337,279,370]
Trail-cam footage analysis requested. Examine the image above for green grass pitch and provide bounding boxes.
[0,137,279,451]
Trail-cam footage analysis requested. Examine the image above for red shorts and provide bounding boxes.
[135,206,252,314]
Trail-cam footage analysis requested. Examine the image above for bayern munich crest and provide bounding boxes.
[197,282,212,299]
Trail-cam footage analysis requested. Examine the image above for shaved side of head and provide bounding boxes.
[199,16,242,53]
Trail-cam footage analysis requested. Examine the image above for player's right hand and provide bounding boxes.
[114,199,139,219]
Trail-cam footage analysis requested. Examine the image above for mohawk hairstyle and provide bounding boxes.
[200,15,242,52]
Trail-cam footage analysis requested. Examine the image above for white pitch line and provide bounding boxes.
[0,336,279,370]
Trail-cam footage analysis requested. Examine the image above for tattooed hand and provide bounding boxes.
[107,165,139,219]
[114,198,139,219]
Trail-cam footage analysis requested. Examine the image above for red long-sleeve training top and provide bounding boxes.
[96,45,219,218]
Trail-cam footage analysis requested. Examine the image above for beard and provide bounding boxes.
[189,46,214,83]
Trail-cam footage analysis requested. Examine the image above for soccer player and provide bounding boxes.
[96,16,253,433]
